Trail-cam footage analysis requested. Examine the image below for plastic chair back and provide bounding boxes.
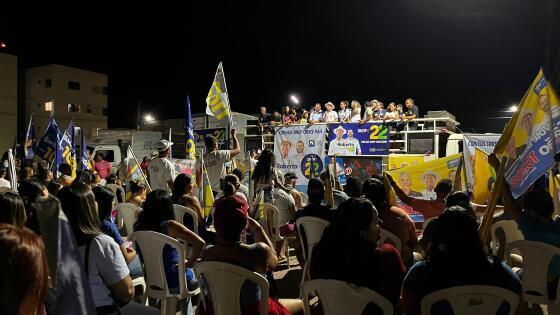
[378,228,402,252]
[116,203,141,236]
[421,285,519,315]
[490,220,523,257]
[301,279,393,315]
[195,261,269,315]
[295,216,330,260]
[172,204,199,235]
[506,240,560,305]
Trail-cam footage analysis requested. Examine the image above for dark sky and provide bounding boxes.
[2,1,559,133]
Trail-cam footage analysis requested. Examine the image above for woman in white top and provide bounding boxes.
[60,183,158,315]
[384,102,400,120]
[350,100,362,122]
[338,101,351,122]
[361,101,374,123]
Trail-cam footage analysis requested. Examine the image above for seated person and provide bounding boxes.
[0,192,26,228]
[56,163,74,187]
[283,172,303,208]
[343,176,362,198]
[294,178,335,222]
[387,175,451,220]
[126,179,147,208]
[319,171,349,208]
[215,174,248,202]
[106,174,125,203]
[134,190,205,315]
[200,190,304,315]
[271,177,298,260]
[403,206,522,315]
[311,198,406,310]
[363,177,418,268]
[93,186,143,279]
[232,168,250,201]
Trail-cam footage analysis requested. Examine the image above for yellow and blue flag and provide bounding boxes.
[494,69,560,198]
[205,62,231,121]
[186,96,196,160]
[80,128,89,170]
[36,117,62,169]
[201,166,214,218]
[25,114,35,159]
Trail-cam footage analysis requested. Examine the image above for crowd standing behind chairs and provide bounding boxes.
[0,109,558,314]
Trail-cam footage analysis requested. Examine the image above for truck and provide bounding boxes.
[89,129,163,173]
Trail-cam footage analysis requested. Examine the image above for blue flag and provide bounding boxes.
[186,96,196,160]
[80,128,89,170]
[60,120,76,167]
[36,117,62,168]
[25,114,36,159]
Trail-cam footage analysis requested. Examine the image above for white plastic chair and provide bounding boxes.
[506,240,560,310]
[490,220,524,258]
[378,228,402,253]
[263,203,292,268]
[421,285,519,315]
[172,204,199,235]
[130,231,200,315]
[295,216,330,289]
[301,279,393,315]
[106,183,125,203]
[194,261,269,315]
[116,203,141,237]
[132,276,148,305]
[422,216,438,231]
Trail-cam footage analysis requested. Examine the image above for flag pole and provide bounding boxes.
[219,62,234,129]
[452,153,464,192]
[128,145,152,192]
[478,156,507,246]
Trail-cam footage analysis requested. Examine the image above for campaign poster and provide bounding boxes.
[193,128,227,151]
[462,134,500,191]
[327,123,389,156]
[342,157,383,181]
[387,154,433,171]
[274,124,326,185]
[325,156,346,185]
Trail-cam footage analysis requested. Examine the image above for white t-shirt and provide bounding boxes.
[273,188,296,225]
[0,178,10,188]
[350,111,362,122]
[338,109,351,122]
[323,111,339,123]
[80,235,129,308]
[148,157,176,192]
[238,184,250,201]
[196,150,231,192]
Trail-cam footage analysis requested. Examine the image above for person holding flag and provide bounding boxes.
[185,96,196,160]
[35,116,62,174]
[24,114,35,161]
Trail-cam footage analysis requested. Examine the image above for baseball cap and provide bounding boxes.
[284,172,298,180]
[214,195,250,236]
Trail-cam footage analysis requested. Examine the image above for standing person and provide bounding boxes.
[195,128,240,196]
[140,156,149,171]
[309,103,324,124]
[338,101,351,122]
[0,166,11,189]
[147,140,176,192]
[126,179,147,207]
[282,106,295,125]
[296,111,309,124]
[94,154,112,180]
[350,100,362,122]
[251,149,282,205]
[322,102,339,123]
[271,111,282,126]
[402,98,420,129]
[0,192,26,227]
[258,106,272,133]
[0,224,49,315]
[360,101,375,124]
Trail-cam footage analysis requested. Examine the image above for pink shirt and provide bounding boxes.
[95,160,112,179]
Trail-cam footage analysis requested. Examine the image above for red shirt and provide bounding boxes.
[95,160,111,179]
[409,198,446,220]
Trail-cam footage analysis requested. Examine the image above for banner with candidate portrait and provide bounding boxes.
[388,154,433,171]
[386,153,462,201]
[327,123,389,156]
[274,124,327,185]
[462,134,500,191]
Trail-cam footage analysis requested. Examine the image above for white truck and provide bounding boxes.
[89,129,163,173]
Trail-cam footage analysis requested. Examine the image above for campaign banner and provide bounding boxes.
[462,134,500,191]
[387,154,433,170]
[386,153,462,201]
[327,123,389,156]
[193,128,227,151]
[168,158,196,177]
[275,124,326,185]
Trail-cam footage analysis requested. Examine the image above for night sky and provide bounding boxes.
[2,1,559,133]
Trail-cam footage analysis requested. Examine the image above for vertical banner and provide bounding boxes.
[274,124,326,185]
[327,122,389,156]
[462,134,500,191]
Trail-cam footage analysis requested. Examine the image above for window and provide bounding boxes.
[44,101,53,112]
[95,150,115,163]
[102,107,108,116]
[45,79,52,88]
[68,81,80,90]
[68,104,80,113]
[86,105,93,114]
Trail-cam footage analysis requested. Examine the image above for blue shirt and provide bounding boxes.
[99,220,124,246]
[309,110,324,122]
[518,213,560,278]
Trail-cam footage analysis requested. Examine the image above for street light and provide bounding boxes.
[144,114,155,123]
[508,105,518,112]
[290,94,300,105]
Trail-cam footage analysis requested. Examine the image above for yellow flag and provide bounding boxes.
[201,167,214,218]
[472,148,496,204]
[256,191,265,221]
[205,62,231,121]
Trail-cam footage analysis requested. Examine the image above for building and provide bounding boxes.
[0,53,18,151]
[26,64,108,139]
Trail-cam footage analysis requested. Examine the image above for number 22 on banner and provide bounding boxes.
[370,125,388,140]
[304,161,320,177]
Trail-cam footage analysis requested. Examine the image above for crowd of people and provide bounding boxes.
[257,98,420,130]
[0,126,559,314]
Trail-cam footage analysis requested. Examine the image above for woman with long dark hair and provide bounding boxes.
[0,192,27,227]
[60,183,157,315]
[362,177,418,267]
[251,149,283,208]
[311,198,406,309]
[402,207,522,315]
[18,179,48,234]
[134,189,204,315]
